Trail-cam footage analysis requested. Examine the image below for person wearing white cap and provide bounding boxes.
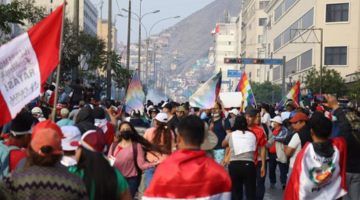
[60,126,81,167]
[228,109,239,128]
[31,107,46,122]
[143,113,175,188]
[268,116,289,189]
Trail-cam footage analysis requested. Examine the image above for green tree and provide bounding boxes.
[348,71,360,101]
[0,0,47,40]
[0,1,27,37]
[304,67,346,96]
[251,81,282,104]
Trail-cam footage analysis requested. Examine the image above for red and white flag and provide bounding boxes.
[143,150,231,200]
[284,138,348,200]
[0,5,64,127]
[211,24,220,36]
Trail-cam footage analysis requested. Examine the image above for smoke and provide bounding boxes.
[146,89,168,105]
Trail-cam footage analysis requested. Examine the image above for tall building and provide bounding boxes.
[265,0,360,93]
[34,0,98,36]
[213,16,238,92]
[97,18,117,51]
[240,0,270,83]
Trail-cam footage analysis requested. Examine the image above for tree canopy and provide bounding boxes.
[304,67,346,96]
[251,81,282,104]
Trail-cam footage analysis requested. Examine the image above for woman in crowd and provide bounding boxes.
[0,120,88,200]
[69,130,131,200]
[222,115,257,200]
[109,122,163,197]
[143,113,175,188]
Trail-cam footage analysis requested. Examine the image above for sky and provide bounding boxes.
[91,0,216,44]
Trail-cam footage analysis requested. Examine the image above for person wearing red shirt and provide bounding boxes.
[244,106,267,177]
[0,112,33,176]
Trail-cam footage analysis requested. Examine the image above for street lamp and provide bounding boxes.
[122,4,160,82]
[145,15,180,83]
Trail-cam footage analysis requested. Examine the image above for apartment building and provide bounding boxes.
[213,18,238,92]
[265,0,360,93]
[34,0,98,36]
[240,0,270,82]
[97,18,117,51]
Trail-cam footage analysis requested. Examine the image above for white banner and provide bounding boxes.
[0,33,41,118]
[219,92,242,108]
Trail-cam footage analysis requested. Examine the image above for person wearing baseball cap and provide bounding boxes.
[143,113,175,188]
[143,115,231,200]
[69,130,131,200]
[162,102,179,138]
[175,106,187,120]
[228,109,239,128]
[56,108,75,128]
[285,112,312,178]
[0,120,88,200]
[60,126,81,167]
[268,116,289,189]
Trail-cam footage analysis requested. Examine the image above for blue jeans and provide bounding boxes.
[256,161,266,200]
[126,177,138,197]
[145,167,157,188]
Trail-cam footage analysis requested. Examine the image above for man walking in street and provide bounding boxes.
[143,115,231,199]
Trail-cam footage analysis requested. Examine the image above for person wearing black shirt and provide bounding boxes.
[162,103,179,140]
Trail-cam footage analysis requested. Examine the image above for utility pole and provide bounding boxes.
[73,0,80,81]
[126,0,131,70]
[106,0,112,98]
[138,0,142,81]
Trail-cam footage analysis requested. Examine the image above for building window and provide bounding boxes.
[50,8,53,13]
[326,3,349,22]
[302,8,314,29]
[284,0,297,11]
[259,1,269,10]
[324,46,347,65]
[301,49,312,70]
[273,66,280,80]
[274,4,283,22]
[274,35,281,51]
[268,43,271,55]
[259,18,266,26]
[50,0,53,3]
[258,35,264,43]
[257,69,260,77]
[286,57,297,75]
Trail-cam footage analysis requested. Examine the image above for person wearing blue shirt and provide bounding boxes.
[209,102,231,165]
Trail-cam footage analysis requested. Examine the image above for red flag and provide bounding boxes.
[143,150,231,199]
[0,5,64,127]
[284,138,347,200]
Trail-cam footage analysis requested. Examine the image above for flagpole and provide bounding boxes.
[52,1,66,121]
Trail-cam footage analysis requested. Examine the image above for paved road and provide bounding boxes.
[263,167,285,200]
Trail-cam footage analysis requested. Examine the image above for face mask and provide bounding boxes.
[212,113,220,118]
[121,131,132,140]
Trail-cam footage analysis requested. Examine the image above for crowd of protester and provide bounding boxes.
[0,80,359,200]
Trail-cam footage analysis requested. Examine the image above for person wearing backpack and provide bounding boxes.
[108,122,163,197]
[209,102,232,165]
[0,112,33,178]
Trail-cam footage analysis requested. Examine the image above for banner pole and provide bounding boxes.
[52,1,66,122]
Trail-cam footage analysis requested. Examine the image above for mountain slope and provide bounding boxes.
[165,0,241,74]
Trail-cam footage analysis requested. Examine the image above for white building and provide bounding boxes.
[240,0,270,82]
[265,0,360,94]
[34,0,98,36]
[213,17,239,92]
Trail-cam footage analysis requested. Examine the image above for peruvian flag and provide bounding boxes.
[284,138,348,200]
[0,5,64,127]
[143,150,231,200]
[211,24,220,36]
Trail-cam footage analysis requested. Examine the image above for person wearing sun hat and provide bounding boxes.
[143,115,231,200]
[68,130,131,200]
[0,120,88,200]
